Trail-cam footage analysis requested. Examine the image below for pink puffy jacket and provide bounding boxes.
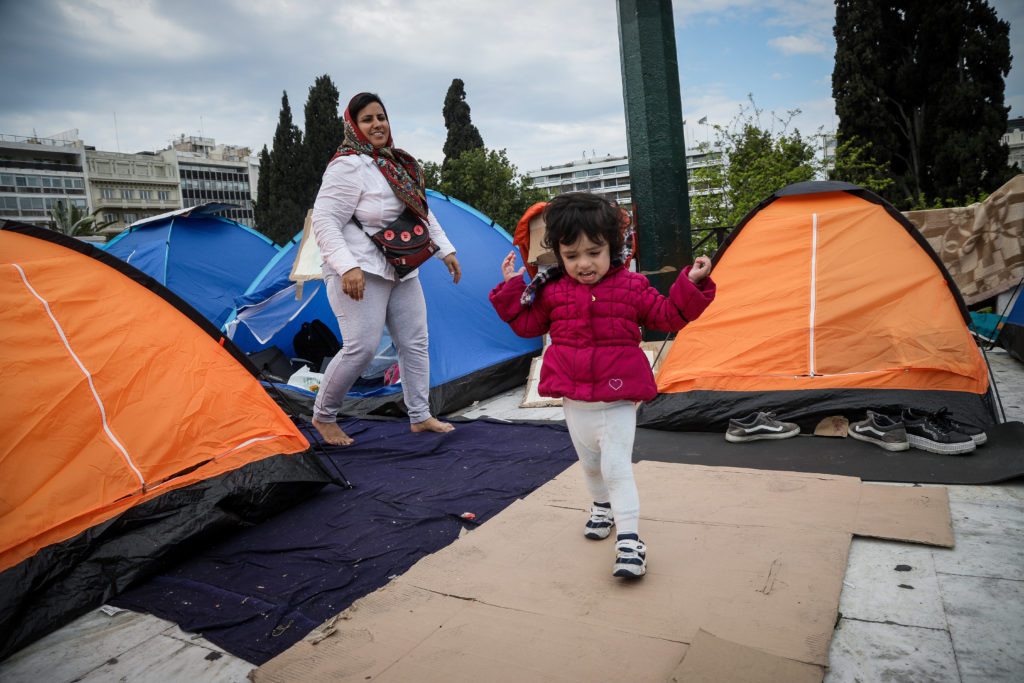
[489,265,716,403]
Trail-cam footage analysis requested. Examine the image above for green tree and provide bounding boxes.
[688,99,817,249]
[253,144,271,232]
[257,91,305,244]
[441,78,485,169]
[48,200,113,238]
[426,147,545,234]
[832,0,1014,209]
[828,135,895,197]
[299,74,345,211]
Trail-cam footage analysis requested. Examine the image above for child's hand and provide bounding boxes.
[688,255,712,283]
[502,250,525,282]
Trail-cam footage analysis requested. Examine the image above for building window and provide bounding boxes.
[139,190,153,200]
[158,190,170,200]
[19,197,44,210]
[1,173,14,186]
[1,197,18,210]
[104,213,117,223]
[123,213,137,224]
[101,188,116,199]
[66,178,84,190]
[120,189,133,199]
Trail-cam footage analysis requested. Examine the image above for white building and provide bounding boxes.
[160,135,257,228]
[1002,117,1024,171]
[86,149,181,232]
[525,148,727,213]
[0,131,89,228]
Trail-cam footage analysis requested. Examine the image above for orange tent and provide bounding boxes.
[640,181,996,431]
[0,223,322,659]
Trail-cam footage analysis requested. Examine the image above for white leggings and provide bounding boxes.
[313,266,432,424]
[561,398,640,536]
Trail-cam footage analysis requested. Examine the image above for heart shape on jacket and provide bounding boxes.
[608,378,623,391]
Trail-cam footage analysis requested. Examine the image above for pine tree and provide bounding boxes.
[832,0,1013,209]
[259,91,305,245]
[441,78,484,168]
[300,75,345,212]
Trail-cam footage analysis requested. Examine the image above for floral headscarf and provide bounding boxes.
[331,96,429,221]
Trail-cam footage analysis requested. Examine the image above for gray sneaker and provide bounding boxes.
[725,411,800,442]
[849,410,910,451]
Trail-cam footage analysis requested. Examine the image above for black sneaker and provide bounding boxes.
[725,411,800,442]
[849,410,910,451]
[928,408,987,446]
[902,409,976,455]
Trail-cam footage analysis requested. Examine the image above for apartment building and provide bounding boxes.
[0,131,89,227]
[525,148,727,213]
[87,149,181,231]
[160,136,256,227]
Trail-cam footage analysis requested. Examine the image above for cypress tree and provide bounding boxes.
[442,78,484,169]
[261,91,305,245]
[832,0,1013,208]
[253,144,271,232]
[300,74,346,212]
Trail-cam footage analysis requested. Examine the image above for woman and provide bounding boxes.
[311,92,461,446]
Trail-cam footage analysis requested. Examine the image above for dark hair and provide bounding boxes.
[347,92,386,120]
[541,192,629,268]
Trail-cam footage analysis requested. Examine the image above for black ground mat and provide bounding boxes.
[633,421,1024,485]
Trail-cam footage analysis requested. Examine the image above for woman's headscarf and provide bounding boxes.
[332,94,429,221]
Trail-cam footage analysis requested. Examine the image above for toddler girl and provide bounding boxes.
[489,192,715,578]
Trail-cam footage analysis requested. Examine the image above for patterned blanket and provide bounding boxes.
[904,174,1024,305]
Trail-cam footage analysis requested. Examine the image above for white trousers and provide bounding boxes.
[561,398,640,536]
[313,267,432,424]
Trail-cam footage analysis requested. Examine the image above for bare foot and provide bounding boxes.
[410,417,455,434]
[313,418,354,446]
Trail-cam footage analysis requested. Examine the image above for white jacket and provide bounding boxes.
[312,154,455,281]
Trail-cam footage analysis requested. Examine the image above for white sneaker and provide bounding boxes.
[613,534,646,578]
[584,504,614,540]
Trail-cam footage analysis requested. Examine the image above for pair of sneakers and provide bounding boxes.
[584,503,646,578]
[850,408,985,455]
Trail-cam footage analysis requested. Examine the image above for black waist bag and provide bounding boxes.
[352,209,439,278]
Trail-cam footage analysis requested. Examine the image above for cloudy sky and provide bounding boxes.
[1,0,1021,174]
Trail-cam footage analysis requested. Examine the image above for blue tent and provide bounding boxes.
[102,204,281,328]
[226,191,541,416]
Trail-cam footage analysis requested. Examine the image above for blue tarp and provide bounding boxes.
[103,208,280,328]
[110,417,577,665]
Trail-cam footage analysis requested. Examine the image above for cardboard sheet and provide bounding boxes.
[668,629,823,683]
[255,462,953,682]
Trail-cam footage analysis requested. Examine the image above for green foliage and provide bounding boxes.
[441,78,484,169]
[828,135,895,196]
[300,75,345,210]
[48,200,113,237]
[688,98,817,234]
[257,91,306,245]
[428,147,545,234]
[832,0,1014,209]
[904,191,989,211]
[253,144,271,231]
